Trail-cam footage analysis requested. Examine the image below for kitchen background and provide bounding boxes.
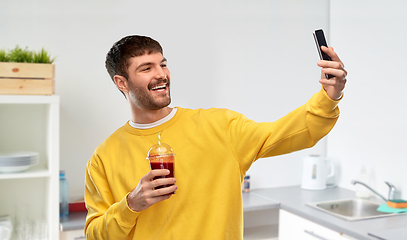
[1,0,406,204]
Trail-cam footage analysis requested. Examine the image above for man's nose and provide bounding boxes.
[155,68,167,80]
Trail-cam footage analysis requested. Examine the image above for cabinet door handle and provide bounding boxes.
[304,230,329,240]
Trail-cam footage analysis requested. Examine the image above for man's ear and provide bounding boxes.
[114,75,129,93]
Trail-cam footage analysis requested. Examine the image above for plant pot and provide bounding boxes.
[0,62,55,95]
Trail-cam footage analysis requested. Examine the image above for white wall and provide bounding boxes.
[329,1,407,199]
[1,0,329,200]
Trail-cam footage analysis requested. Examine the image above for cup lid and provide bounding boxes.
[147,143,175,158]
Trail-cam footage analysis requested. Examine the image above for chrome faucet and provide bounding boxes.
[385,182,401,200]
[351,180,400,202]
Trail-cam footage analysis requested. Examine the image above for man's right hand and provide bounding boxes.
[127,169,177,212]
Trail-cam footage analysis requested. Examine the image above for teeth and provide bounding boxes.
[152,83,166,90]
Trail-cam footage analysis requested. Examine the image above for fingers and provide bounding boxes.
[152,182,178,196]
[127,170,177,212]
[321,46,344,66]
[141,171,177,196]
[317,60,346,75]
[321,66,347,80]
[151,177,177,189]
[317,59,342,69]
[319,77,347,88]
[317,47,347,80]
[146,169,170,180]
[316,46,347,100]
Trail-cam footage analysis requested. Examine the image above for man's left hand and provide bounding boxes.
[317,46,347,100]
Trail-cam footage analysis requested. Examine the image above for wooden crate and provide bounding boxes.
[0,62,55,95]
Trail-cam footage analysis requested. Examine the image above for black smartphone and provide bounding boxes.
[313,29,334,79]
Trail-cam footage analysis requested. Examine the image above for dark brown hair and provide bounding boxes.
[105,35,163,95]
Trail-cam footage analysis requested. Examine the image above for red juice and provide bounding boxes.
[149,155,174,190]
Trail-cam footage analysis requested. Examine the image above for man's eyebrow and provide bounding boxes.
[135,58,167,71]
[135,62,152,71]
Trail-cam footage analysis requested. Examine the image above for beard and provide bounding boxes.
[128,79,171,110]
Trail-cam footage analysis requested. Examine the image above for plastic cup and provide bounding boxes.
[147,143,175,191]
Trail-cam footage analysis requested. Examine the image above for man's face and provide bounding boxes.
[125,52,171,110]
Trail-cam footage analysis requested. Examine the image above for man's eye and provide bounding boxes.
[161,64,167,68]
[142,67,151,71]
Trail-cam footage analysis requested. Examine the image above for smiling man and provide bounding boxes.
[84,35,347,240]
[115,53,172,122]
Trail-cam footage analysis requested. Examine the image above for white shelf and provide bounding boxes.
[0,166,50,179]
[0,94,59,104]
[0,95,60,240]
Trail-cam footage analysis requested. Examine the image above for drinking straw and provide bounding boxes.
[158,132,161,155]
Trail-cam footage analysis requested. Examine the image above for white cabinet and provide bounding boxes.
[242,192,279,240]
[279,209,356,240]
[244,208,279,240]
[0,95,59,240]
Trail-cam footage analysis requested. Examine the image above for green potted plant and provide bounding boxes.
[0,46,56,95]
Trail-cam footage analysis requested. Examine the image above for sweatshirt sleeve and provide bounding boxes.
[227,88,340,173]
[84,152,140,239]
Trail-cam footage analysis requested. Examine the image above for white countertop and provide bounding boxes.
[60,191,279,232]
[60,186,407,240]
[252,186,407,240]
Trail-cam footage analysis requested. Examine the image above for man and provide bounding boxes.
[84,35,347,239]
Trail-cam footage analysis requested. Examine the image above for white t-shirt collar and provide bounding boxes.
[129,108,178,129]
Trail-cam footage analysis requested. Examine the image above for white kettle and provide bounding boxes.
[301,155,335,190]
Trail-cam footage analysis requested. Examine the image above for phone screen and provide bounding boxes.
[313,29,334,78]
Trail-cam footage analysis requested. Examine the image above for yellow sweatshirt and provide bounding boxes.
[84,88,340,240]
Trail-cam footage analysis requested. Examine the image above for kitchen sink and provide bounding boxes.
[307,198,406,221]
